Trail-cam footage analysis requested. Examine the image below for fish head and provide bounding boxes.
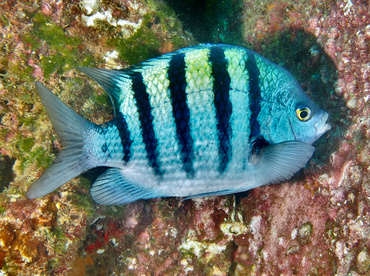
[286,99,331,144]
[259,75,330,145]
[283,81,331,145]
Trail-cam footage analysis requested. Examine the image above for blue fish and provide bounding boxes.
[26,44,330,205]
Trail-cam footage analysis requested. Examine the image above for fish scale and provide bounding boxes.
[118,77,147,162]
[141,58,184,178]
[26,44,330,205]
[224,49,251,172]
[183,48,219,177]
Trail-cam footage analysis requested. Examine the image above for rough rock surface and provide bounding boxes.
[0,0,369,275]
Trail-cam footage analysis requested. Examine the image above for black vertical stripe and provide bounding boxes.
[98,127,111,159]
[168,53,195,177]
[102,115,132,163]
[115,114,132,163]
[246,53,262,139]
[131,71,162,176]
[210,46,232,173]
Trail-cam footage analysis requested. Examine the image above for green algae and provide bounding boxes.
[16,136,35,152]
[50,226,70,255]
[13,133,54,174]
[1,11,96,181]
[72,178,95,216]
[106,1,193,66]
[47,258,60,270]
[101,205,128,218]
[30,147,54,169]
[1,10,98,179]
[23,13,94,79]
[91,90,111,108]
[108,15,161,65]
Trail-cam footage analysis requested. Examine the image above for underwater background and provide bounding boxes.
[0,0,369,275]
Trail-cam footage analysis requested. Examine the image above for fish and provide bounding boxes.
[26,44,331,205]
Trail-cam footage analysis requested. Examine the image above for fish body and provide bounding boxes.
[26,44,330,205]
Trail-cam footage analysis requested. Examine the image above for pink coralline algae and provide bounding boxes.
[0,0,369,275]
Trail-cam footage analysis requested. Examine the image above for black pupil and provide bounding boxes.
[300,109,308,119]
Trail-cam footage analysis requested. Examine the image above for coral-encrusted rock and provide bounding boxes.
[0,0,194,274]
[0,0,369,275]
[233,0,370,275]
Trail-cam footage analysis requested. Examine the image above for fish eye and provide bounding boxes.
[296,107,312,121]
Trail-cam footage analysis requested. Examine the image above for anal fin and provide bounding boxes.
[91,168,157,205]
[182,189,241,201]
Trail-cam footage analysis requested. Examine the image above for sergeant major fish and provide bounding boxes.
[26,44,331,205]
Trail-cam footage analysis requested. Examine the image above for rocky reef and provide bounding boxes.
[0,0,369,275]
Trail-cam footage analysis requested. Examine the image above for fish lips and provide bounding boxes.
[312,112,331,143]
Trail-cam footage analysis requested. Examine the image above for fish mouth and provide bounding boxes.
[313,112,331,142]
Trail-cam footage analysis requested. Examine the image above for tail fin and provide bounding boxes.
[26,82,96,199]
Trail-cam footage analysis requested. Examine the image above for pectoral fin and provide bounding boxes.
[252,141,315,185]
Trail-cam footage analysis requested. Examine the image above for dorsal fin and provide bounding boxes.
[77,67,131,116]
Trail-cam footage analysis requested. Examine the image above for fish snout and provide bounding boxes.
[314,112,331,139]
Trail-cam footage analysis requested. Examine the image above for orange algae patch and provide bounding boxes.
[0,221,46,265]
[0,222,14,249]
[13,232,44,263]
[267,3,277,12]
[69,255,95,276]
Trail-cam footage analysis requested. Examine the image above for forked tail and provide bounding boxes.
[26,82,96,199]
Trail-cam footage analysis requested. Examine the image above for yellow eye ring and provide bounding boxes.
[296,107,312,121]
